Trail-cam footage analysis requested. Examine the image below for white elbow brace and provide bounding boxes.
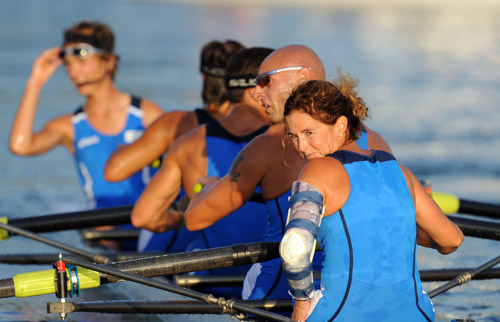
[279,180,324,300]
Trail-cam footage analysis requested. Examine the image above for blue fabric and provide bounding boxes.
[186,121,269,298]
[307,150,434,322]
[72,97,152,209]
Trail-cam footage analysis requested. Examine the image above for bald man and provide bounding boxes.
[184,45,391,301]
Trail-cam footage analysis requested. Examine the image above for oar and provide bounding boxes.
[173,268,500,289]
[0,221,111,264]
[447,215,500,240]
[432,191,500,220]
[0,205,133,240]
[47,299,293,315]
[0,241,280,299]
[428,253,500,298]
[0,251,165,265]
[55,256,293,322]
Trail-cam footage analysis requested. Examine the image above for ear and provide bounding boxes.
[201,74,206,82]
[335,116,348,136]
[297,66,311,86]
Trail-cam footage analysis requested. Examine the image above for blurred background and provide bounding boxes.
[0,0,499,321]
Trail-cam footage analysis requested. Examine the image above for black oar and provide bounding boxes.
[60,256,293,322]
[47,299,292,315]
[432,191,500,220]
[0,252,165,265]
[0,221,110,264]
[447,215,500,241]
[0,241,279,298]
[173,268,500,289]
[428,254,500,298]
[1,205,133,237]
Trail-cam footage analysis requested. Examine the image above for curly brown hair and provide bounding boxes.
[284,70,369,143]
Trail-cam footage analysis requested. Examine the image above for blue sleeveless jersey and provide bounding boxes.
[138,107,216,253]
[186,121,269,298]
[72,97,154,209]
[307,150,434,322]
[243,128,370,300]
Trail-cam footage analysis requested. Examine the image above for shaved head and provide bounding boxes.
[260,45,325,81]
[253,45,326,123]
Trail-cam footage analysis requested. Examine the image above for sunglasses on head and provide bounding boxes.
[59,43,104,60]
[256,66,312,88]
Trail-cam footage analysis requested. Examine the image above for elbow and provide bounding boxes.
[9,141,29,156]
[184,210,207,231]
[104,159,126,182]
[438,230,464,255]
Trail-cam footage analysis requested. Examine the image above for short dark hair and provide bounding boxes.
[224,47,274,103]
[200,40,245,105]
[63,20,119,78]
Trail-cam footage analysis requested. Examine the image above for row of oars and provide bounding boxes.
[0,191,499,320]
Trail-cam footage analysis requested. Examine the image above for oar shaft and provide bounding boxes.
[64,256,293,322]
[459,199,500,220]
[7,205,132,234]
[428,254,500,298]
[0,222,110,264]
[447,216,500,240]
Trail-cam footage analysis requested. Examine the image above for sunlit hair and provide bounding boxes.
[284,70,369,143]
[63,20,118,79]
[200,40,245,105]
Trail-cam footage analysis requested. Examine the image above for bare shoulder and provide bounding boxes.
[139,98,164,126]
[363,123,393,153]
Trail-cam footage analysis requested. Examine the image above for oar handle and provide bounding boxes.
[432,191,500,220]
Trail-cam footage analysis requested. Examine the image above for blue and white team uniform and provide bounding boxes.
[137,108,217,253]
[307,149,434,321]
[242,128,370,300]
[186,120,269,298]
[73,96,152,209]
[72,96,152,250]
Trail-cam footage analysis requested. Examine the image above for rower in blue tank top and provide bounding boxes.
[137,109,217,253]
[243,127,368,300]
[281,79,462,322]
[73,96,154,209]
[309,150,435,321]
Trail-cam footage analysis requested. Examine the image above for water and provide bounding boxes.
[0,0,499,321]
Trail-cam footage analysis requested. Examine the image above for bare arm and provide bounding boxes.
[9,47,72,155]
[184,137,267,231]
[104,112,187,181]
[131,147,184,233]
[401,165,464,254]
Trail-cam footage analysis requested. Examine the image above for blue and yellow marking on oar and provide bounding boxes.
[12,267,100,298]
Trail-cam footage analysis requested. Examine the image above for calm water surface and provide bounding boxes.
[0,0,499,321]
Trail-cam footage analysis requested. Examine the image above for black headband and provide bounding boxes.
[63,32,105,52]
[225,76,257,89]
[201,66,225,78]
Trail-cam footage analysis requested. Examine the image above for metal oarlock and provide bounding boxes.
[53,253,68,320]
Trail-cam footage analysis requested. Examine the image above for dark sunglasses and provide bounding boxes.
[255,66,312,88]
[59,43,104,60]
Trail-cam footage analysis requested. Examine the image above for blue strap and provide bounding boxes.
[289,283,315,300]
[283,265,312,281]
[289,191,323,209]
[285,218,320,237]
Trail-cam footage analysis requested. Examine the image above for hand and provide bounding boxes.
[29,47,63,85]
[291,299,310,322]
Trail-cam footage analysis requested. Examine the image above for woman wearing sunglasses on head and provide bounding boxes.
[9,21,163,249]
[280,76,464,322]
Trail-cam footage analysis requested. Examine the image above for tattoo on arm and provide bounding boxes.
[229,153,244,182]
